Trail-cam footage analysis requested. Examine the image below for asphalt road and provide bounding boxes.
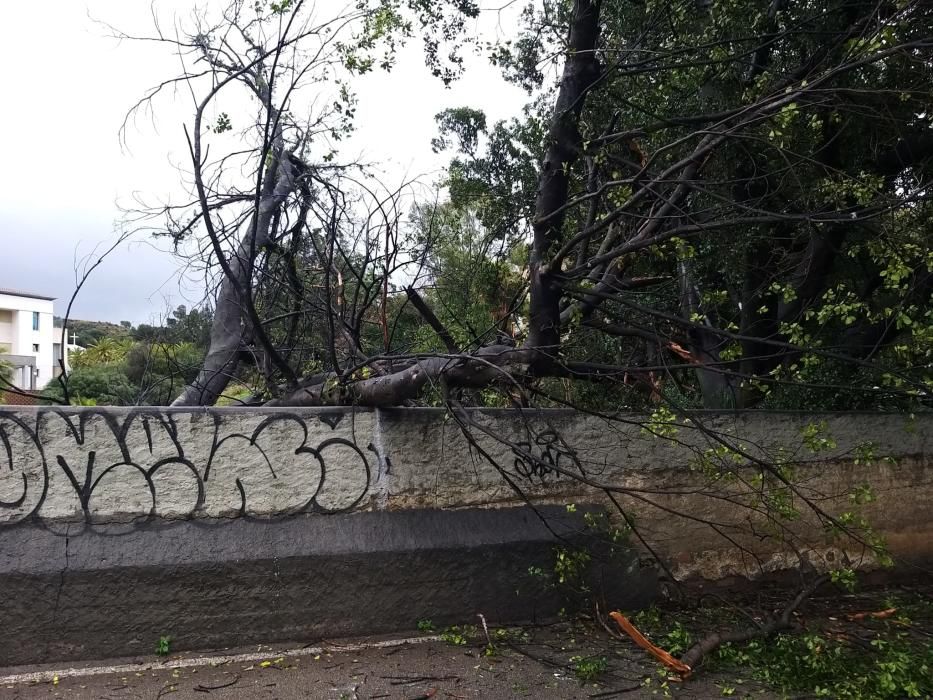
[0,626,768,699]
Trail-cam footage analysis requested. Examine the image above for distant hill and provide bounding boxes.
[53,318,131,347]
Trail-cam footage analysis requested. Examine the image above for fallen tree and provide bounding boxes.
[107,0,933,414]
[47,0,933,688]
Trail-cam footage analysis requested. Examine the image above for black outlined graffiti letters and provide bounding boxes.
[0,409,372,528]
[511,429,584,485]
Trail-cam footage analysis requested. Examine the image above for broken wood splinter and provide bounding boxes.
[609,611,693,679]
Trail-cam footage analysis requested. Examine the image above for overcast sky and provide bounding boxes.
[0,1,526,324]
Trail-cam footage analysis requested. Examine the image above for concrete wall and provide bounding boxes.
[1,407,930,664]
[2,408,930,566]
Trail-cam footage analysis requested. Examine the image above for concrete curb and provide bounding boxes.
[0,634,444,686]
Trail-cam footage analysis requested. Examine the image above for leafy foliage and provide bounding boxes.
[155,635,171,657]
[69,337,135,370]
[715,630,932,698]
[570,654,608,684]
[630,595,933,699]
[124,342,204,405]
[0,344,13,386]
[123,0,933,413]
[409,201,526,350]
[50,305,209,405]
[424,0,933,411]
[43,365,139,406]
[440,625,477,646]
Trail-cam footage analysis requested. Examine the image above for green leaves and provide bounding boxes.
[212,112,232,134]
[268,0,293,15]
[642,406,680,439]
[801,421,838,453]
[431,107,487,155]
[570,655,608,683]
[342,0,479,84]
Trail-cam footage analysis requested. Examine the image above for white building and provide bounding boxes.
[0,288,77,391]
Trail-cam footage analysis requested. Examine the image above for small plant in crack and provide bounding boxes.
[417,618,435,632]
[155,635,171,657]
[440,625,476,646]
[570,654,608,683]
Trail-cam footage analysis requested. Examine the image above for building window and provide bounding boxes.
[33,344,40,353]
[32,312,40,331]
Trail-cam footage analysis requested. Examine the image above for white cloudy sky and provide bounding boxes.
[0,1,527,324]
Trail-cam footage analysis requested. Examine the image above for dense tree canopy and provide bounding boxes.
[438,0,933,410]
[32,0,926,416]
[43,306,210,405]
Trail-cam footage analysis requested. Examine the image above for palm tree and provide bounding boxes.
[71,337,134,369]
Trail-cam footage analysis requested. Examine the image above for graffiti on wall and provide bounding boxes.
[0,409,374,530]
[511,428,585,485]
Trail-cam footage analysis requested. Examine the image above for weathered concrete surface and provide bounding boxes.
[2,407,929,578]
[0,505,655,665]
[376,409,933,581]
[3,408,929,518]
[1,407,931,665]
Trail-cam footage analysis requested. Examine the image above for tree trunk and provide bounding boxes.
[527,0,602,364]
[172,153,297,406]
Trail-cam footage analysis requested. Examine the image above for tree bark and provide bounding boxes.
[680,260,737,408]
[527,0,602,362]
[172,152,297,406]
[268,345,533,407]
